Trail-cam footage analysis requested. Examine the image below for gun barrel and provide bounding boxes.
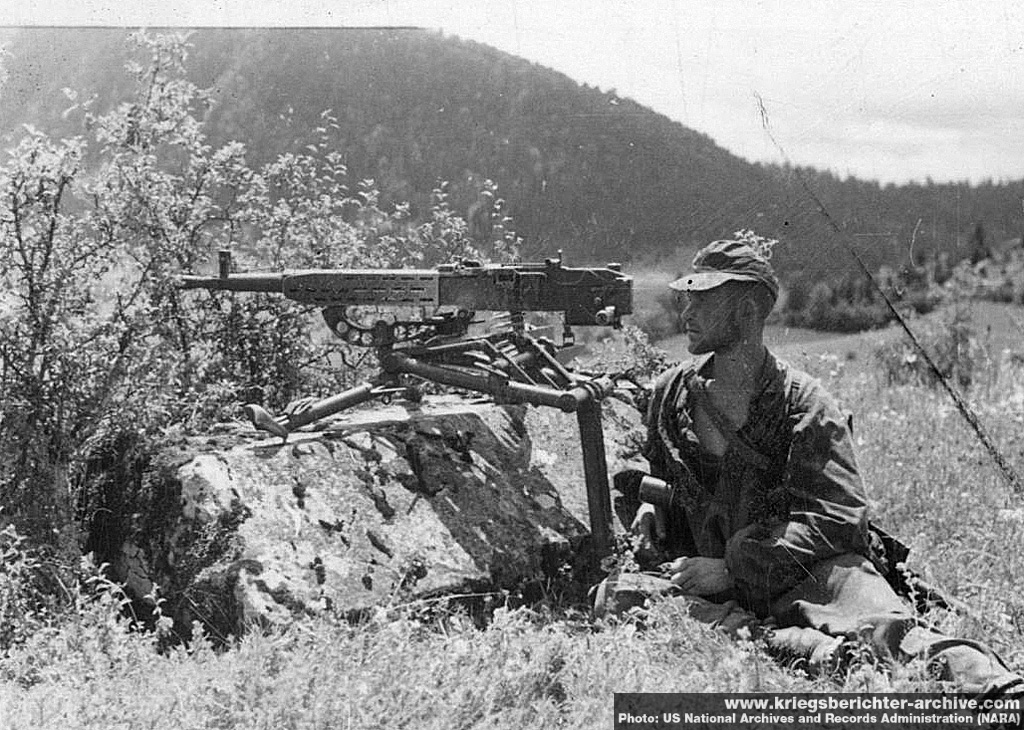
[176,259,632,325]
[177,273,285,293]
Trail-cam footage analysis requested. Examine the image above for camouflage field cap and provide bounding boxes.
[669,239,780,301]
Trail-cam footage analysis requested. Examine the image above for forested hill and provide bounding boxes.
[2,27,1021,278]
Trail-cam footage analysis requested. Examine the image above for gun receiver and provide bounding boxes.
[177,252,632,335]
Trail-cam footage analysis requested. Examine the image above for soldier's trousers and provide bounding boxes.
[593,552,1023,697]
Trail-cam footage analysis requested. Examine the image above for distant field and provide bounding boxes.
[654,299,1024,375]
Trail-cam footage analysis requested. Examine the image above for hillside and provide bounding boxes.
[1,28,1023,278]
[3,28,1024,723]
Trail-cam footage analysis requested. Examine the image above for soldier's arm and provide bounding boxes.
[724,376,870,607]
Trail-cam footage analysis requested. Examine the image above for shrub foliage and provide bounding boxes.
[0,32,517,614]
[872,304,992,389]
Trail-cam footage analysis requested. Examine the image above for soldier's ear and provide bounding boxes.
[739,288,771,324]
[736,294,758,323]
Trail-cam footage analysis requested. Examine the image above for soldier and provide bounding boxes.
[596,238,1023,697]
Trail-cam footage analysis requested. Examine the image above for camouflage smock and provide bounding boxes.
[644,351,872,616]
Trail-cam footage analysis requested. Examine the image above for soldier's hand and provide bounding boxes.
[630,502,666,548]
[667,557,734,596]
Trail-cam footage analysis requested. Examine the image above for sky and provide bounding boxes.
[10,0,1024,185]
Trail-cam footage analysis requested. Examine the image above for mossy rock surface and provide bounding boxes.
[99,395,645,637]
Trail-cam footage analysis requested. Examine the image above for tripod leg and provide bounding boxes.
[244,382,382,439]
[576,397,613,558]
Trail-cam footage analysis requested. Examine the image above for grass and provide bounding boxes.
[0,599,841,729]
[3,317,1024,728]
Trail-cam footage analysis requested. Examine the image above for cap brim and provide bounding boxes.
[668,271,763,292]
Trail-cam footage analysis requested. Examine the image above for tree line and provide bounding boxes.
[2,28,1022,281]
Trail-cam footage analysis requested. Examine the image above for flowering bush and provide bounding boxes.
[0,31,520,566]
[873,304,990,388]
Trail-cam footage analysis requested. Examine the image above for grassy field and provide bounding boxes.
[655,299,1024,375]
[2,305,1024,729]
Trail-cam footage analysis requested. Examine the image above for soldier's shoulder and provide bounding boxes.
[651,356,702,391]
[772,355,849,421]
[773,357,811,388]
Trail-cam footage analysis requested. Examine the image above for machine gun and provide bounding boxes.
[177,251,633,556]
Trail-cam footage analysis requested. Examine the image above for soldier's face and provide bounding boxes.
[680,286,744,354]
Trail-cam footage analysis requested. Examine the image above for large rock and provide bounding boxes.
[104,395,645,637]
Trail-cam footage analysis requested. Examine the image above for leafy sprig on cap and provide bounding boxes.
[732,229,778,260]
